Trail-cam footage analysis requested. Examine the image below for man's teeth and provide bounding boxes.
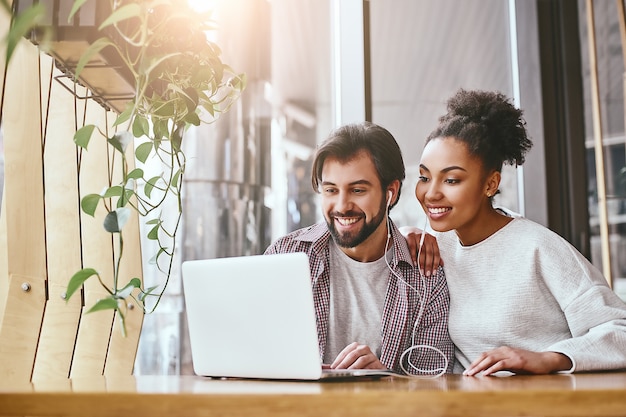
[336,218,359,225]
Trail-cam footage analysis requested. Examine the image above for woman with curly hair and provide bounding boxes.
[409,88,626,376]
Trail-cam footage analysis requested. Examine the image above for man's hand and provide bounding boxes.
[330,342,386,370]
[463,346,573,376]
[398,226,443,277]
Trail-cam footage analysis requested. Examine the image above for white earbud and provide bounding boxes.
[387,190,393,207]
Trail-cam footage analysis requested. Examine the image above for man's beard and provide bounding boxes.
[326,201,387,248]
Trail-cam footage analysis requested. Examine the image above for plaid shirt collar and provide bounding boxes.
[294,220,413,267]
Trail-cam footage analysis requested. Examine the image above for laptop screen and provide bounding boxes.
[182,252,324,380]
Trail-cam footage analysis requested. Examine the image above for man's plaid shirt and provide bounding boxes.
[264,220,454,375]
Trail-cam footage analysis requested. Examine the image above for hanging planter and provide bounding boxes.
[6,0,246,334]
[14,0,139,112]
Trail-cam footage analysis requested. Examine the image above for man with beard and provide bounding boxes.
[264,122,454,375]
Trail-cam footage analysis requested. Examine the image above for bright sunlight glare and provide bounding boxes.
[187,0,217,13]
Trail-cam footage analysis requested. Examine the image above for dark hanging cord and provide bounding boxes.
[42,58,54,152]
[105,108,115,188]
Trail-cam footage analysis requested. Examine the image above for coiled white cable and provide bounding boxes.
[384,213,448,378]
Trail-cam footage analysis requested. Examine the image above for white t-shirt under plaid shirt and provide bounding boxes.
[264,220,454,375]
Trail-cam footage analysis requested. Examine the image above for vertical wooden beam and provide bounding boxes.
[0,39,47,381]
[586,0,613,286]
[617,0,626,70]
[105,123,144,376]
[0,1,11,117]
[71,98,116,378]
[617,0,626,180]
[0,0,12,329]
[32,57,84,381]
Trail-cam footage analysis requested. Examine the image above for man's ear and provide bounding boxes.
[387,179,401,207]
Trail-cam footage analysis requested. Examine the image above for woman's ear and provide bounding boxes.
[485,170,501,198]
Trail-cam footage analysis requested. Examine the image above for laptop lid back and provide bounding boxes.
[182,252,323,380]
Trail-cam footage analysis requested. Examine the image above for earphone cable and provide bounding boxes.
[384,213,448,378]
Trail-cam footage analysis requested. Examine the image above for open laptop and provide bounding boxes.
[181,252,398,380]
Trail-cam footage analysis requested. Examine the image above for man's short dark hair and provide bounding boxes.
[311,121,405,208]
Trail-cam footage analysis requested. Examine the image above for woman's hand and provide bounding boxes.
[399,226,443,277]
[463,346,573,376]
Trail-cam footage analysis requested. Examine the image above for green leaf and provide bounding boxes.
[68,0,89,22]
[116,278,141,299]
[150,118,168,139]
[102,185,123,198]
[66,268,98,301]
[171,124,184,151]
[148,247,167,265]
[108,131,133,154]
[191,67,215,85]
[141,52,180,77]
[132,115,150,138]
[86,297,119,313]
[74,124,96,149]
[183,87,199,112]
[153,136,162,151]
[171,168,182,188]
[152,101,175,119]
[103,211,119,233]
[127,168,144,180]
[81,194,101,217]
[139,285,159,302]
[103,207,131,233]
[229,73,247,91]
[118,189,134,208]
[128,277,142,288]
[98,3,142,30]
[145,218,160,225]
[75,37,115,78]
[147,224,159,240]
[6,3,45,63]
[184,111,201,126]
[113,104,134,127]
[201,101,216,117]
[144,176,161,198]
[135,142,153,163]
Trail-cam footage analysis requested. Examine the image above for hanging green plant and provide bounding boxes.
[4,0,245,335]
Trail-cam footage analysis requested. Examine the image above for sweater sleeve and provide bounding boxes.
[538,231,626,372]
[546,283,626,372]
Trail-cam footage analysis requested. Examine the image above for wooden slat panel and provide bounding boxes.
[0,37,47,381]
[71,375,107,392]
[33,59,84,380]
[0,275,46,383]
[33,378,72,392]
[1,12,46,282]
[40,52,52,137]
[0,8,8,316]
[1,6,143,380]
[71,290,115,378]
[104,117,144,375]
[0,1,10,113]
[0,195,8,329]
[33,284,82,380]
[71,99,117,377]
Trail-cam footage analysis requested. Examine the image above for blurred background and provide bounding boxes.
[3,0,624,375]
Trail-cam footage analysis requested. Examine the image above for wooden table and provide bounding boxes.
[1,372,626,417]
